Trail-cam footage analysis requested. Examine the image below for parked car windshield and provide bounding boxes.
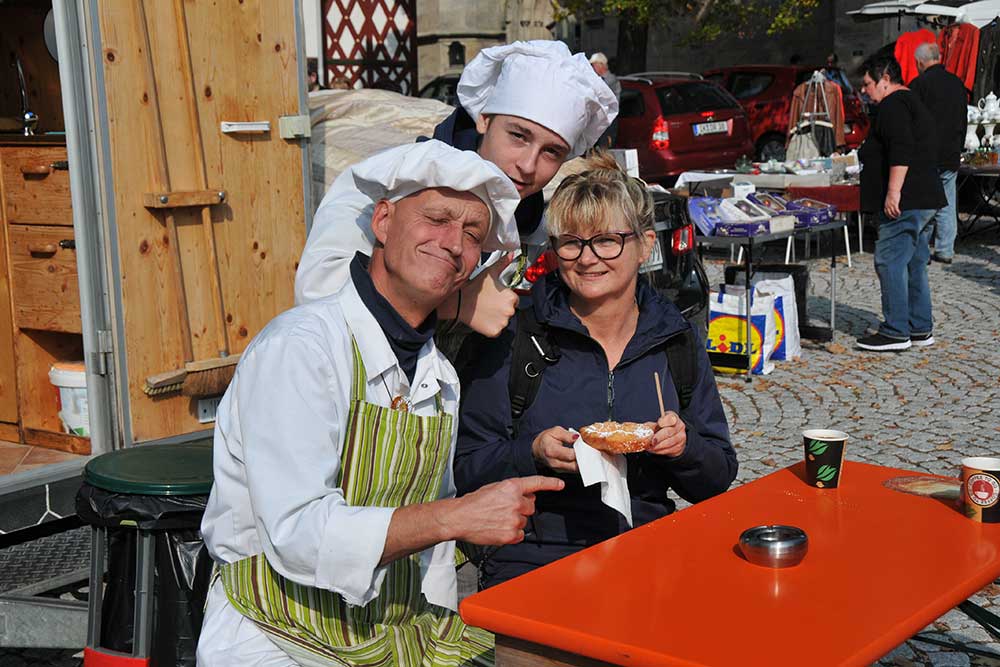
[729,72,774,99]
[657,82,740,116]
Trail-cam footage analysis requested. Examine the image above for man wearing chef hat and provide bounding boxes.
[197,141,565,666]
[295,40,618,338]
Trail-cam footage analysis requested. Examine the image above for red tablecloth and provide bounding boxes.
[785,184,860,212]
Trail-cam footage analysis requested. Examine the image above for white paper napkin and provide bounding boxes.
[573,430,633,527]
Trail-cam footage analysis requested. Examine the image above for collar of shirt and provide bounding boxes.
[338,268,458,407]
[350,252,436,384]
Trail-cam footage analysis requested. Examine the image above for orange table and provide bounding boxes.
[460,461,1000,666]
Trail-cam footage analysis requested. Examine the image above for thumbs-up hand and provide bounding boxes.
[458,252,519,337]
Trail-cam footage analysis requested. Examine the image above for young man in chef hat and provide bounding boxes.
[295,40,618,338]
[198,141,565,666]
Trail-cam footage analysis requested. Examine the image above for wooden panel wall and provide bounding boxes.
[96,0,305,442]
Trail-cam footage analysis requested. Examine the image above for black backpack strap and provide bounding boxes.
[507,307,560,438]
[665,328,699,413]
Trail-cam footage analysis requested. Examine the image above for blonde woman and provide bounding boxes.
[456,153,737,589]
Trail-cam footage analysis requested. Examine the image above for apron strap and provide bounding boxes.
[349,337,366,404]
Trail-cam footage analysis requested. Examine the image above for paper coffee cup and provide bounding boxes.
[962,457,1000,523]
[803,430,848,488]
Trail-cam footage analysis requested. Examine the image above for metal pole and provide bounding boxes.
[132,531,155,657]
[86,526,104,648]
[745,239,753,383]
[830,227,837,335]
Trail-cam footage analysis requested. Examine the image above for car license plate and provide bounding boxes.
[639,237,664,274]
[694,120,728,136]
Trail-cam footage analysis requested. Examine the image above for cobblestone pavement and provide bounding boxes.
[703,221,1000,667]
[2,223,998,667]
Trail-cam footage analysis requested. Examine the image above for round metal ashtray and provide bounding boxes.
[739,525,808,568]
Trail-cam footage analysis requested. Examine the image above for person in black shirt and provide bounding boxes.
[910,42,968,264]
[856,55,946,352]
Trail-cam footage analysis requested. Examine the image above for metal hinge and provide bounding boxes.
[90,330,113,376]
[278,114,310,139]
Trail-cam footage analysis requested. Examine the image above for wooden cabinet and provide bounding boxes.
[1,146,73,226]
[8,225,82,334]
[0,143,87,454]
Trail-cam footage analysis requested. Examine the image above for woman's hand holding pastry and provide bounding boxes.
[648,411,687,458]
[531,427,580,473]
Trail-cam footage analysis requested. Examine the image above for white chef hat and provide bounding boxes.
[350,140,520,252]
[457,40,618,158]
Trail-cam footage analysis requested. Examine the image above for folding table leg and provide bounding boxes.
[829,230,837,335]
[912,634,1000,659]
[958,600,1000,641]
[855,212,864,254]
[842,224,852,269]
[784,236,792,264]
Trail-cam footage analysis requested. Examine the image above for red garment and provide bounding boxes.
[895,29,937,84]
[938,22,979,93]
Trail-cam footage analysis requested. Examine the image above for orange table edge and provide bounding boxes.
[460,461,1000,667]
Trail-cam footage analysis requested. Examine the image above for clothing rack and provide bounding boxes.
[792,72,833,137]
[789,71,836,158]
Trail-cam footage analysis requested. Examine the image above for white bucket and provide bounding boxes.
[48,361,89,437]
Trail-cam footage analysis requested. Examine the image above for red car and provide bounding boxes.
[614,73,755,184]
[702,65,869,161]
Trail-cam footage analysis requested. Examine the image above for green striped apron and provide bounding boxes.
[220,340,494,667]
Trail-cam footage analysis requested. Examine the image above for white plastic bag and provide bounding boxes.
[754,276,801,361]
[706,287,776,375]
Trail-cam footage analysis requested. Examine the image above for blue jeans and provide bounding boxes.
[874,209,935,339]
[930,169,957,259]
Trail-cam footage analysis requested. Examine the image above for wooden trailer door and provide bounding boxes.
[90,0,308,444]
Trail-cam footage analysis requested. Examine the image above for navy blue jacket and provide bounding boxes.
[456,274,738,588]
[429,106,545,237]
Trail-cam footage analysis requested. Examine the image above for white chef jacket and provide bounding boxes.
[199,275,463,663]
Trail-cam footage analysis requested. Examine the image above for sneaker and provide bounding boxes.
[856,332,912,351]
[931,253,953,264]
[910,332,935,347]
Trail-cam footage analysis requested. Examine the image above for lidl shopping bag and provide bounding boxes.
[726,273,801,361]
[706,288,776,375]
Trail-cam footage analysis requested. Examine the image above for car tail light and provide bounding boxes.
[671,223,694,254]
[524,249,559,283]
[651,116,670,150]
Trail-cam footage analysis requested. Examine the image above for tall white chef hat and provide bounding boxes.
[457,40,618,159]
[351,140,520,252]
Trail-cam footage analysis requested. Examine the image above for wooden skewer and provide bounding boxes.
[654,372,666,417]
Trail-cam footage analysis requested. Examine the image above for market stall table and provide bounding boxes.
[785,183,861,260]
[697,219,846,380]
[957,163,1000,236]
[461,461,1000,667]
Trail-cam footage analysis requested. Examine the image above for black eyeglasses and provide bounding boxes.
[550,231,637,261]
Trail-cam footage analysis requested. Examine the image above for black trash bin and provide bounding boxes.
[76,443,213,667]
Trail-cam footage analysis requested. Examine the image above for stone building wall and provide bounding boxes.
[417,0,555,89]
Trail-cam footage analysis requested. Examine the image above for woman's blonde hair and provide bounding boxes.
[546,150,654,241]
